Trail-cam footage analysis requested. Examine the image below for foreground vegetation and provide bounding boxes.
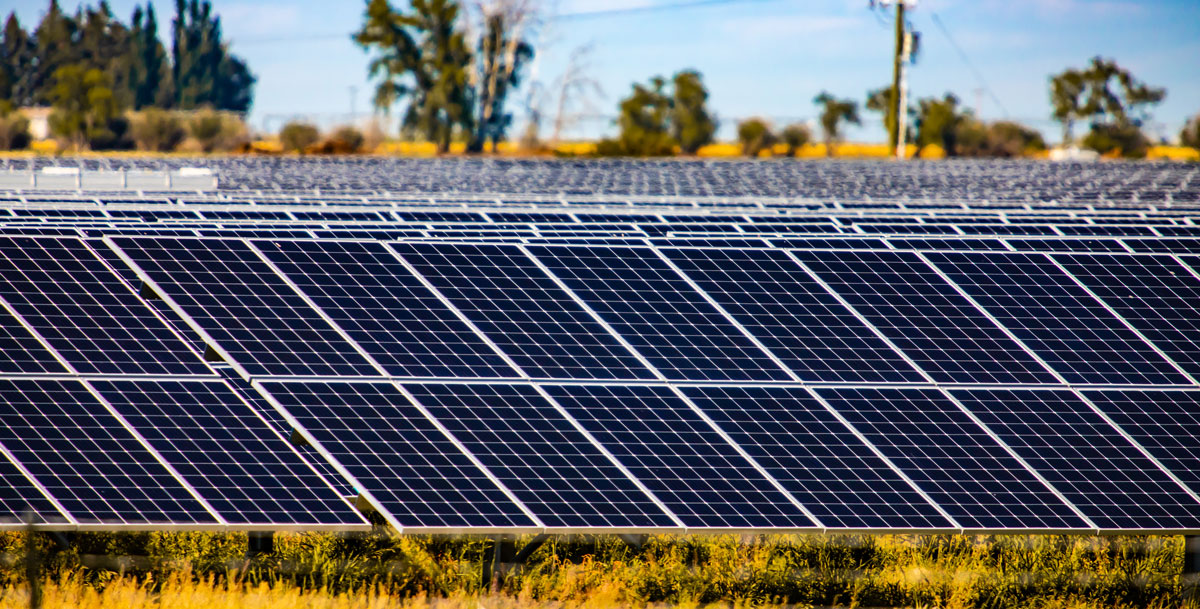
[0,531,1196,608]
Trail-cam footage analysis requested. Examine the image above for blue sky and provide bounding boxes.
[8,0,1200,142]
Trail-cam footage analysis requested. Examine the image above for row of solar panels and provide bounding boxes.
[2,234,1200,387]
[8,372,1200,533]
[4,158,1194,202]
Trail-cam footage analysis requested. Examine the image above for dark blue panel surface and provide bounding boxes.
[663,247,922,383]
[0,236,210,375]
[682,385,950,529]
[255,239,517,378]
[91,379,365,527]
[817,387,1086,530]
[259,381,535,529]
[403,383,676,528]
[795,250,1057,384]
[1083,389,1200,493]
[0,456,68,525]
[392,242,653,380]
[926,251,1187,385]
[951,389,1200,530]
[0,379,215,525]
[544,384,816,529]
[529,245,790,381]
[110,237,380,377]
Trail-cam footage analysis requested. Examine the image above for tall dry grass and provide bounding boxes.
[1,532,1197,608]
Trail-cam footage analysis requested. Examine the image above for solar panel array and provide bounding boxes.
[2,159,1200,534]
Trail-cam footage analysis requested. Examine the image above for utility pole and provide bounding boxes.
[889,0,906,153]
[895,30,911,159]
[349,86,358,126]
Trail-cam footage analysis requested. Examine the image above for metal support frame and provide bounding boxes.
[246,531,275,558]
[484,534,551,592]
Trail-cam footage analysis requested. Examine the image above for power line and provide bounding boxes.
[234,0,780,45]
[929,12,1010,118]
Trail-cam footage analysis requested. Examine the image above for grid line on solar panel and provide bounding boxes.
[791,249,1058,384]
[0,236,212,376]
[543,384,817,529]
[1051,253,1200,379]
[1081,389,1200,494]
[0,446,71,526]
[256,380,538,530]
[390,242,655,380]
[107,236,382,378]
[0,378,218,525]
[88,379,367,528]
[661,247,923,383]
[252,239,519,379]
[921,251,1190,385]
[949,389,1200,530]
[527,245,791,382]
[814,387,1089,530]
[681,385,952,530]
[0,295,71,374]
[401,383,678,529]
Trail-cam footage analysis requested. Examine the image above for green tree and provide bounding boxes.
[0,100,31,149]
[1049,68,1086,145]
[813,91,860,156]
[1050,57,1164,155]
[48,64,127,150]
[279,121,320,152]
[598,75,674,156]
[915,93,968,156]
[127,4,172,109]
[1182,114,1200,152]
[670,70,716,154]
[32,0,82,105]
[866,85,912,143]
[736,118,775,158]
[1,13,37,106]
[355,0,473,154]
[78,1,132,103]
[172,0,255,111]
[780,123,811,157]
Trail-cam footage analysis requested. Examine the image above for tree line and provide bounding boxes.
[0,0,254,150]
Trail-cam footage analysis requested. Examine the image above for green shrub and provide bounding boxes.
[0,102,31,150]
[280,121,320,153]
[130,108,186,152]
[780,123,812,157]
[1084,122,1150,158]
[1182,114,1200,151]
[736,118,776,158]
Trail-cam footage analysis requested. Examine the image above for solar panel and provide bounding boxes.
[257,380,537,530]
[1082,389,1200,493]
[793,250,1057,384]
[1052,253,1200,378]
[0,236,211,376]
[0,456,69,525]
[923,251,1188,385]
[681,385,951,529]
[391,242,655,380]
[543,384,816,529]
[253,239,519,379]
[527,244,791,381]
[815,387,1087,530]
[402,383,678,528]
[0,378,217,525]
[109,236,382,377]
[950,388,1200,530]
[89,379,366,528]
[661,247,923,383]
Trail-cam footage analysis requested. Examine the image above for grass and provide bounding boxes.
[0,531,1197,608]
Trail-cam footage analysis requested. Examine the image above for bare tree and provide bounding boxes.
[465,0,541,152]
[550,43,604,145]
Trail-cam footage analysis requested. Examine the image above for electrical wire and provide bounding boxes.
[929,11,1010,117]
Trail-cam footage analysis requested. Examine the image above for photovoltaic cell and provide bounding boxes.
[110,237,380,377]
[681,385,950,529]
[951,388,1200,530]
[528,245,790,381]
[1053,253,1200,378]
[816,387,1086,530]
[90,379,366,527]
[0,456,68,525]
[254,239,518,378]
[258,381,536,529]
[544,384,816,529]
[0,379,216,525]
[1083,389,1200,493]
[402,383,676,528]
[924,251,1187,385]
[662,247,923,383]
[794,250,1057,384]
[392,242,654,380]
[0,236,210,375]
[0,304,67,374]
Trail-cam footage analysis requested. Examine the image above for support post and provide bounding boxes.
[888,0,906,153]
[246,531,274,558]
[484,536,517,593]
